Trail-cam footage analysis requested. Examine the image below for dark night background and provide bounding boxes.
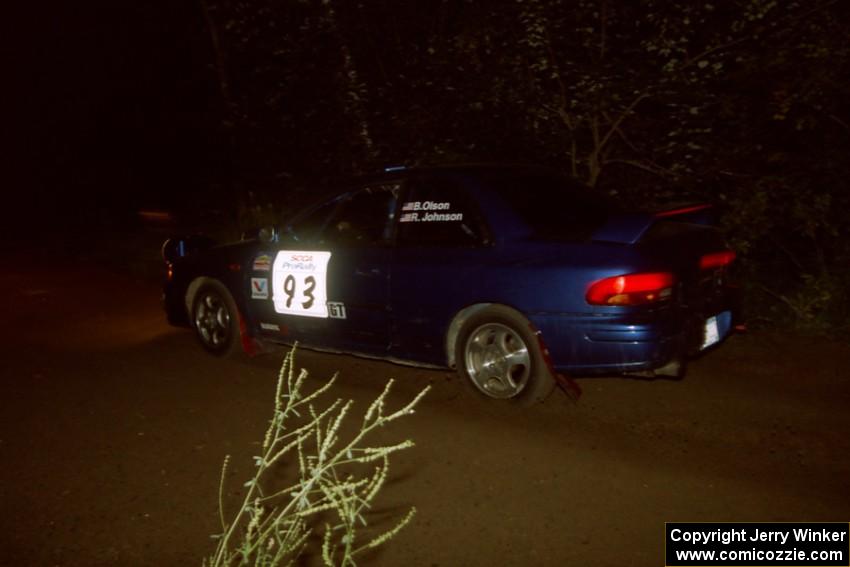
[4,0,849,330]
[2,4,850,565]
[6,2,217,223]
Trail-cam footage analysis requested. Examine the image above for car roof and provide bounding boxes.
[289,163,615,243]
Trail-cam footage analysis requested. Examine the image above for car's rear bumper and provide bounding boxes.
[532,307,734,375]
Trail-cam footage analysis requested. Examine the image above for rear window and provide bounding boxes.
[483,170,617,241]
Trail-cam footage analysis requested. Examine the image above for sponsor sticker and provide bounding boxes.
[251,277,269,299]
[327,302,347,319]
[259,322,280,332]
[252,254,272,271]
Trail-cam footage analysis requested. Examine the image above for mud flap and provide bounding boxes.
[238,311,259,357]
[534,327,582,401]
[553,372,583,401]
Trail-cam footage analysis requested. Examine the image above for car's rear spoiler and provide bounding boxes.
[592,203,714,244]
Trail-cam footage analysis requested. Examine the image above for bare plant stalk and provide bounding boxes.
[204,347,429,566]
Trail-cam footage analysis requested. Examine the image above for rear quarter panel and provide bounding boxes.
[388,239,661,366]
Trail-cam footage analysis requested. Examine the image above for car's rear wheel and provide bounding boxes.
[192,282,241,356]
[456,306,555,405]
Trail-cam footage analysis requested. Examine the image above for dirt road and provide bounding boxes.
[1,254,848,566]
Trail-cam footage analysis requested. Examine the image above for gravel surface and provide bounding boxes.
[2,255,849,566]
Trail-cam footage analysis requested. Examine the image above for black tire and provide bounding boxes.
[455,306,555,405]
[191,281,242,357]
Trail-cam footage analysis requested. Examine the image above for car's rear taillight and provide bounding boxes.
[700,250,736,270]
[586,272,675,306]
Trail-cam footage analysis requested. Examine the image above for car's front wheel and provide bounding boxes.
[192,282,241,356]
[456,306,555,405]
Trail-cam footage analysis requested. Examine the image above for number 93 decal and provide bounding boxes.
[271,251,332,318]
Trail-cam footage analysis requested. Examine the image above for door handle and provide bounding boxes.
[354,267,382,277]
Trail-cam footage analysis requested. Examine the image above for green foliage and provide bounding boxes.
[198,0,850,332]
[205,348,430,566]
[755,271,850,333]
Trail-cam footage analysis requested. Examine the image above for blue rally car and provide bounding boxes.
[163,164,738,404]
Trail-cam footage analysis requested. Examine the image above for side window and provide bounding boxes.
[287,198,341,243]
[397,175,486,247]
[319,183,399,246]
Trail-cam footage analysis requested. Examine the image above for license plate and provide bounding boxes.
[702,316,720,349]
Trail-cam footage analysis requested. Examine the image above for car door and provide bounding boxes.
[246,196,340,343]
[320,182,400,353]
[269,182,400,354]
[389,172,492,364]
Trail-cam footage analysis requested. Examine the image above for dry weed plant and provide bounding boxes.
[205,347,430,566]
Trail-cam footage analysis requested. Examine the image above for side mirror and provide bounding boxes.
[258,225,278,243]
